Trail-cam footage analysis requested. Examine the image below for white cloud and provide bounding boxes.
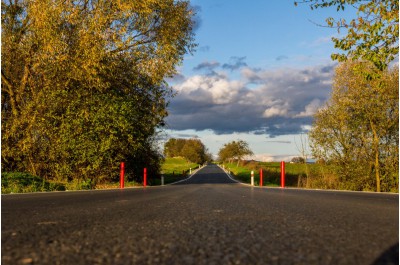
[263,105,289,118]
[299,34,339,48]
[295,98,322,117]
[173,74,244,104]
[244,153,297,162]
[167,62,335,137]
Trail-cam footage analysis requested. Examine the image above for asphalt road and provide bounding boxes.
[2,164,399,264]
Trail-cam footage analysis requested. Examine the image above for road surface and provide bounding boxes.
[2,164,398,264]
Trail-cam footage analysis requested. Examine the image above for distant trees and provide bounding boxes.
[291,157,305,164]
[218,140,253,166]
[309,61,398,192]
[164,138,210,164]
[164,139,186,158]
[1,0,196,183]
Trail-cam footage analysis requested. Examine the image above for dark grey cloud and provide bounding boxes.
[166,72,185,83]
[170,133,199,139]
[191,5,202,32]
[193,61,220,72]
[198,45,210,52]
[321,63,337,73]
[166,63,335,137]
[222,56,247,71]
[276,55,288,61]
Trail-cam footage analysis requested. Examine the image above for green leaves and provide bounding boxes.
[297,0,399,70]
[218,140,254,165]
[1,0,196,184]
[164,138,209,164]
[309,62,399,192]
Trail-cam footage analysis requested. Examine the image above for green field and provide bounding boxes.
[222,161,339,189]
[1,158,339,193]
[1,157,197,193]
[157,157,200,185]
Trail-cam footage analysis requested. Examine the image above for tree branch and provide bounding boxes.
[1,71,19,116]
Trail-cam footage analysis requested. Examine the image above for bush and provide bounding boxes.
[65,178,94,190]
[2,172,65,194]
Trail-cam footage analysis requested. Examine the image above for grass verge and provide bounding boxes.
[157,157,199,185]
[1,172,66,194]
[222,161,338,188]
[223,162,279,186]
[1,157,197,193]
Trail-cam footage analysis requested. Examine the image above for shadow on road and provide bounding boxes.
[371,243,399,265]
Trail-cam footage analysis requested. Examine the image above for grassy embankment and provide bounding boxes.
[2,171,145,193]
[1,157,198,194]
[157,157,199,185]
[1,172,66,194]
[2,159,340,193]
[223,160,339,189]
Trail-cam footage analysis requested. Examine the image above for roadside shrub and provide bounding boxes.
[1,172,65,194]
[65,178,95,190]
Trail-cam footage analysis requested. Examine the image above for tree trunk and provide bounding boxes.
[370,120,381,192]
[375,147,381,192]
[1,72,19,117]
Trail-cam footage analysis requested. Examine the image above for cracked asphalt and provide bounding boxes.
[2,164,398,264]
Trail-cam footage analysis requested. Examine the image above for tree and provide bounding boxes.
[164,138,208,164]
[1,0,196,183]
[204,151,214,163]
[291,157,306,163]
[296,0,399,71]
[309,61,398,192]
[181,139,206,164]
[218,140,254,167]
[164,138,187,158]
[294,134,311,187]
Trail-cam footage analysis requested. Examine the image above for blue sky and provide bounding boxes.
[164,1,357,161]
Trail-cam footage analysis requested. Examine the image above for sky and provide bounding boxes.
[163,0,357,161]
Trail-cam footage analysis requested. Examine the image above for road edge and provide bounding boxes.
[167,165,207,185]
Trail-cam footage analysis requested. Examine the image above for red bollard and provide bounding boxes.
[143,168,147,187]
[280,161,285,188]
[120,162,125,189]
[260,168,263,187]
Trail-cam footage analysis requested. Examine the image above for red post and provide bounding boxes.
[260,168,263,187]
[143,168,147,187]
[120,162,125,189]
[280,161,285,188]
